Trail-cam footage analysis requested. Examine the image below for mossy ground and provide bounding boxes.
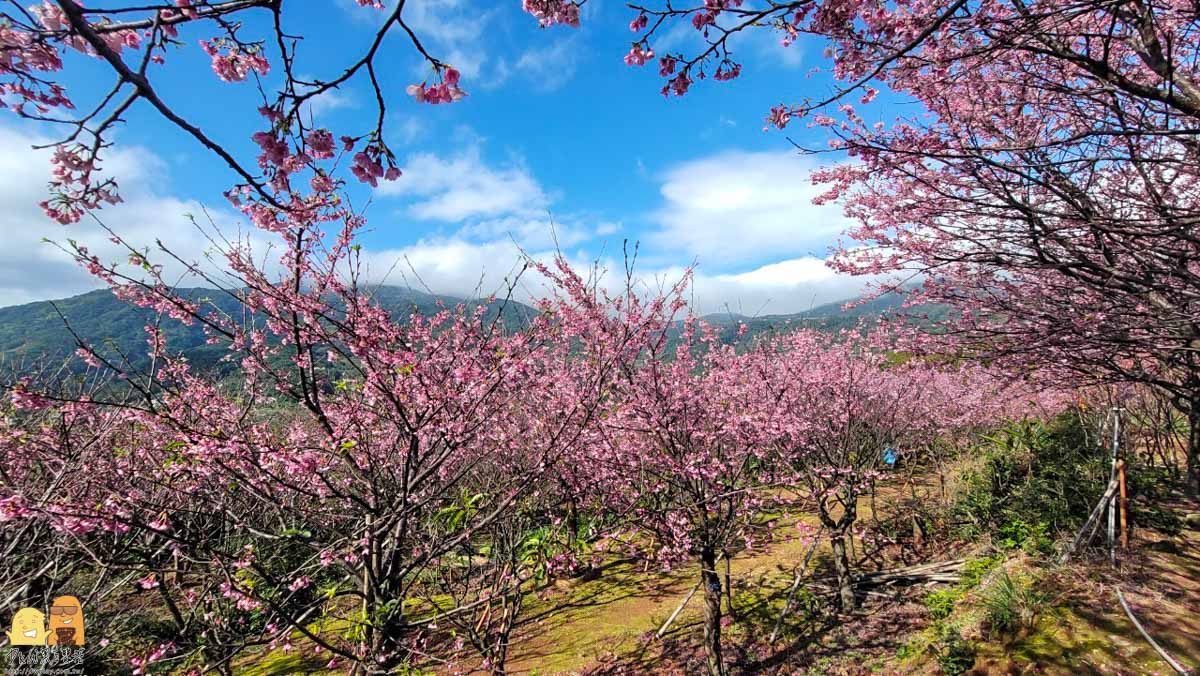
[238,483,1200,675]
[970,525,1200,675]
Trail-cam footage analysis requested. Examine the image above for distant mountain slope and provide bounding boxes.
[703,291,945,343]
[0,287,938,374]
[0,286,538,374]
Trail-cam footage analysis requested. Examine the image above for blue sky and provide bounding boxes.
[0,0,884,313]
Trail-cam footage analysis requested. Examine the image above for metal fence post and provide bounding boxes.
[1107,407,1121,565]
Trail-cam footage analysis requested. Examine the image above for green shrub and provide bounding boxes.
[958,554,1000,588]
[1127,463,1184,535]
[923,588,960,620]
[932,624,976,675]
[954,416,1107,545]
[981,571,1047,636]
[954,412,1187,566]
[996,518,1052,555]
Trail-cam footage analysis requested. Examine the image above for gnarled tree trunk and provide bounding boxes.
[699,546,726,676]
[818,490,859,611]
[829,530,856,611]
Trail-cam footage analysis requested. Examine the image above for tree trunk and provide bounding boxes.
[829,531,856,611]
[723,550,735,620]
[364,565,408,674]
[565,487,579,548]
[699,547,726,676]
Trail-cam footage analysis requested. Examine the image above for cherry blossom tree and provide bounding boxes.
[1,3,1148,673]
[585,315,780,676]
[0,381,145,673]
[768,331,893,610]
[0,173,621,674]
[617,0,1200,493]
[766,328,1060,609]
[0,5,648,670]
[0,0,587,225]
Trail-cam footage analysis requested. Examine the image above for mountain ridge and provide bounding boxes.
[0,286,538,375]
[0,287,933,374]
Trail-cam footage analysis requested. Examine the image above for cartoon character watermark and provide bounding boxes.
[46,598,83,648]
[4,599,86,675]
[4,610,45,647]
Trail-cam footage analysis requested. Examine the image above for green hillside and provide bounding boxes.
[703,291,946,343]
[0,286,538,375]
[0,287,936,374]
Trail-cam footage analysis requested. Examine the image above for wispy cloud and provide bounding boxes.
[0,125,870,317]
[639,17,802,69]
[357,238,872,315]
[513,35,582,91]
[0,123,270,306]
[402,0,506,85]
[296,78,357,120]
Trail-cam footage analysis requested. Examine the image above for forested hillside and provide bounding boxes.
[0,287,930,373]
[0,286,538,373]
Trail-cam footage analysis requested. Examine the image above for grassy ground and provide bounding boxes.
[236,480,1200,675]
[971,526,1200,675]
[505,512,822,674]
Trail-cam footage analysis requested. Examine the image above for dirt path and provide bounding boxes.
[505,487,1200,675]
[238,480,1200,675]
[1116,524,1200,672]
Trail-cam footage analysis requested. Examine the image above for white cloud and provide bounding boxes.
[647,150,848,266]
[595,221,620,236]
[647,15,802,69]
[357,238,536,299]
[485,58,513,90]
[456,215,588,250]
[0,128,871,318]
[0,123,267,307]
[380,147,550,222]
[743,25,804,69]
[376,143,595,253]
[357,236,873,316]
[342,0,513,86]
[648,19,702,55]
[402,0,508,86]
[296,79,357,121]
[689,256,872,315]
[390,115,426,145]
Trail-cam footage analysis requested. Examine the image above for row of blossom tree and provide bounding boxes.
[619,0,1200,492]
[0,0,1186,672]
[2,220,1063,674]
[5,0,1193,491]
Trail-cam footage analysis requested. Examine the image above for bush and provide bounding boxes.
[981,571,1047,637]
[995,518,1052,555]
[955,412,1186,559]
[954,416,1108,546]
[897,621,976,674]
[932,624,976,675]
[1126,463,1184,536]
[922,554,999,634]
[958,554,1000,588]
[923,588,959,620]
